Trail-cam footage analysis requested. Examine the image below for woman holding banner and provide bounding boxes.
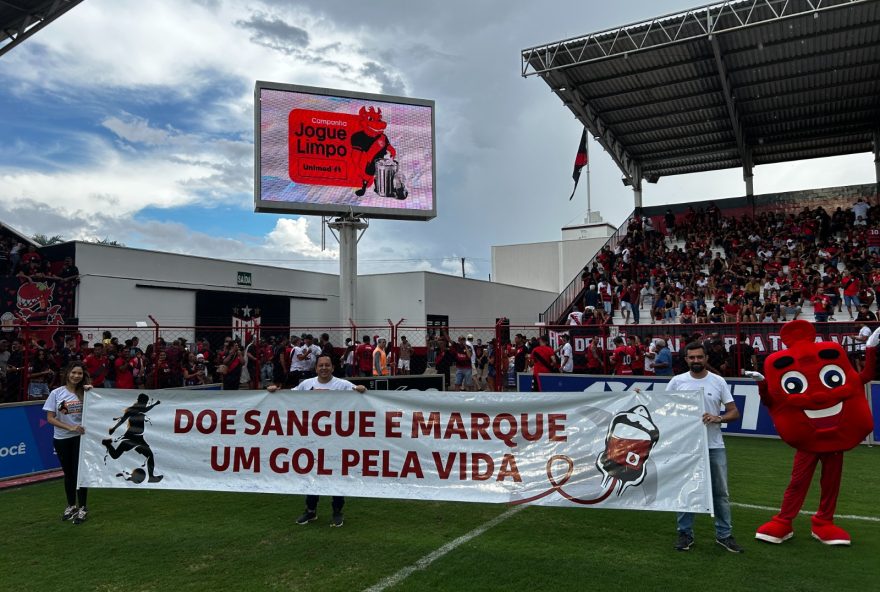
[43,362,92,525]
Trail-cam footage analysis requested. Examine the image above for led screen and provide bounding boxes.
[255,82,436,220]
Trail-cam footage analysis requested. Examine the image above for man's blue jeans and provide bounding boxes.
[677,447,732,539]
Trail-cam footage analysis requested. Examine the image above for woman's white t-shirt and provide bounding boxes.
[42,386,84,440]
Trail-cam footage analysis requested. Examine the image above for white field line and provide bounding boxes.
[363,501,878,591]
[732,502,880,522]
[362,506,525,592]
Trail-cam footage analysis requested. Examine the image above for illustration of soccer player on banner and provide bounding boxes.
[100,394,164,484]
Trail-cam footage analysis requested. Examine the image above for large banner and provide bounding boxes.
[79,389,713,513]
[563,325,865,374]
[519,374,776,438]
[0,402,61,479]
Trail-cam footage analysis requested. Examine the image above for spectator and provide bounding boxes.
[585,337,604,374]
[529,335,556,392]
[115,349,136,389]
[434,338,455,390]
[373,338,390,377]
[342,338,356,377]
[706,339,730,376]
[28,348,54,399]
[557,334,574,374]
[451,336,472,390]
[84,343,108,388]
[396,335,412,376]
[653,339,673,376]
[220,341,243,390]
[728,333,757,376]
[473,344,489,389]
[855,303,876,322]
[355,335,374,377]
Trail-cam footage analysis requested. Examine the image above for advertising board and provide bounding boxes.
[255,82,436,221]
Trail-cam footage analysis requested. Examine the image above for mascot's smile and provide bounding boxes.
[802,402,842,429]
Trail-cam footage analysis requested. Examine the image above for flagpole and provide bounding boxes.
[586,137,591,221]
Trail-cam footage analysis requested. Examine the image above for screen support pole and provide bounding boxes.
[328,216,369,328]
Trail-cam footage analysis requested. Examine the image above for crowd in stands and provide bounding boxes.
[0,239,79,286]
[4,197,879,402]
[2,330,418,402]
[568,197,880,327]
[0,237,80,403]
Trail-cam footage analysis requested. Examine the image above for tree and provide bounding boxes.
[92,237,126,247]
[32,234,64,246]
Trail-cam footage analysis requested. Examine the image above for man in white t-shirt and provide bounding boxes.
[557,334,574,373]
[667,341,743,554]
[852,198,869,222]
[290,335,321,386]
[268,355,365,527]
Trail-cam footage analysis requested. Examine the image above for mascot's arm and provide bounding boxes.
[743,370,774,407]
[859,328,880,384]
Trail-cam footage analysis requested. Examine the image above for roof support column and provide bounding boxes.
[631,164,643,209]
[743,146,754,197]
[874,129,880,189]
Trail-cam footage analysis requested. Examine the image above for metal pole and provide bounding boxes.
[873,129,880,191]
[633,185,642,210]
[631,164,643,210]
[586,138,592,219]
[328,216,368,327]
[461,257,466,279]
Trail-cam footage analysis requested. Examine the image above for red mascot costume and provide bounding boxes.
[745,320,877,546]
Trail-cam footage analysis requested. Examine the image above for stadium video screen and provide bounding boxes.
[255,82,436,221]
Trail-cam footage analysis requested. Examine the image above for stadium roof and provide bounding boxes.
[522,0,880,187]
[1,0,85,58]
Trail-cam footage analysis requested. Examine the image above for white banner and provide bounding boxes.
[78,389,713,513]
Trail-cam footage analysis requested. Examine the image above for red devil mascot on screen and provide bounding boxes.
[744,319,878,546]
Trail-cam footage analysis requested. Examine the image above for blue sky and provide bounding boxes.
[0,0,876,280]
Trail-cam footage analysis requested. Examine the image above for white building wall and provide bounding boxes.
[73,242,339,329]
[491,241,559,293]
[357,273,426,328]
[424,273,554,327]
[69,244,553,340]
[492,236,610,293]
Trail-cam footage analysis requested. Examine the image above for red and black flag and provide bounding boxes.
[569,128,588,200]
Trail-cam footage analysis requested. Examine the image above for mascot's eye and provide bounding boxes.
[780,371,808,394]
[819,365,846,389]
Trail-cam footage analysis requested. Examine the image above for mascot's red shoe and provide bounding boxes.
[755,517,794,544]
[810,516,851,546]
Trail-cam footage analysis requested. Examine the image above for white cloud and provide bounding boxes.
[264,218,335,259]
[101,114,174,146]
[2,0,873,286]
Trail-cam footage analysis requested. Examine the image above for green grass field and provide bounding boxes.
[3,437,879,592]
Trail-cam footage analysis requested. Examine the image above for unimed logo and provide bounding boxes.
[0,442,27,457]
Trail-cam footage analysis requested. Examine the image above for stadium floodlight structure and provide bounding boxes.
[0,0,86,58]
[522,0,880,209]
